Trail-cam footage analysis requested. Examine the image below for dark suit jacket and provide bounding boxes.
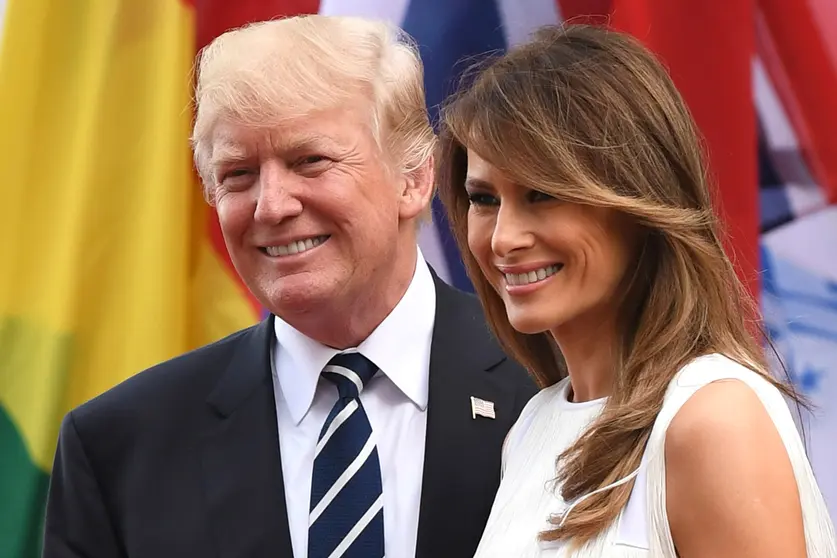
[42,273,537,558]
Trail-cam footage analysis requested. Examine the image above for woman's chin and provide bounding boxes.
[507,315,552,336]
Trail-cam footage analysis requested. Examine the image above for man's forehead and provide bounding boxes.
[209,120,345,156]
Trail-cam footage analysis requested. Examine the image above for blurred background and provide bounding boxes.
[0,0,835,556]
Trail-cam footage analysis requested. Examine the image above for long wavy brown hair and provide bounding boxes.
[436,24,804,547]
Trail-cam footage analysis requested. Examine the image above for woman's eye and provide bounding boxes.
[528,189,555,202]
[467,192,499,206]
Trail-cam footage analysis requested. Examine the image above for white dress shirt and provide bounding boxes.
[271,250,436,558]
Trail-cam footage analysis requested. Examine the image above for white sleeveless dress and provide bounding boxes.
[473,353,837,557]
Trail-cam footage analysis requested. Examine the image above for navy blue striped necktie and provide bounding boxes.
[308,352,384,558]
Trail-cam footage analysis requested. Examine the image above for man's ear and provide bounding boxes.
[204,184,218,207]
[398,154,435,221]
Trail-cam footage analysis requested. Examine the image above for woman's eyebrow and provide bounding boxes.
[464,177,495,191]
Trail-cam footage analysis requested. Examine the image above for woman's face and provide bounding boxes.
[464,150,640,337]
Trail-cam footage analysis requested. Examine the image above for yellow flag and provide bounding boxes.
[0,2,257,555]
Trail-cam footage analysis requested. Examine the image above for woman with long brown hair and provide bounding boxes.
[437,24,836,558]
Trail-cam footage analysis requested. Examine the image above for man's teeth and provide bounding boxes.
[264,236,328,257]
[504,264,562,286]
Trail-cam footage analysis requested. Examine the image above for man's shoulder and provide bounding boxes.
[70,322,262,427]
[432,277,485,324]
[433,279,505,351]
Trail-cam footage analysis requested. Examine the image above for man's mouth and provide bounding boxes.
[262,235,330,257]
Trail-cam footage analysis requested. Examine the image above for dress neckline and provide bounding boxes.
[554,377,608,411]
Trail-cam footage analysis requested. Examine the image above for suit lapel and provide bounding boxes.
[416,274,516,557]
[200,317,294,557]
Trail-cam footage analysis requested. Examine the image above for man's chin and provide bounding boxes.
[259,285,335,317]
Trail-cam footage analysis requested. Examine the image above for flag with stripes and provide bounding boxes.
[471,396,497,420]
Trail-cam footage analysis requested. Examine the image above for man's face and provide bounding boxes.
[207,102,419,325]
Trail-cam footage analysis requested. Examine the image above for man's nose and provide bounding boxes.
[253,163,303,224]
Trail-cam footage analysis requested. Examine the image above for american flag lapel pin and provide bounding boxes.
[470,396,496,419]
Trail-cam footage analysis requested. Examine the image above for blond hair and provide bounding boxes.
[437,24,804,547]
[191,15,436,200]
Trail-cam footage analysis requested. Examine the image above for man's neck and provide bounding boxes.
[285,246,419,349]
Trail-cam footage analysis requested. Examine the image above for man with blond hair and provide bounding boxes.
[42,15,536,558]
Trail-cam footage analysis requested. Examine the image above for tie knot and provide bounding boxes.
[322,352,378,400]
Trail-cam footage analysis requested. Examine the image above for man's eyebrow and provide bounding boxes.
[208,133,345,170]
[208,145,251,176]
[274,133,342,152]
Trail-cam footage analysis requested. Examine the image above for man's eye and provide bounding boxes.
[297,155,329,166]
[218,168,255,190]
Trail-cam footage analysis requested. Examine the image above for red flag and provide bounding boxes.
[194,0,321,51]
[758,0,837,204]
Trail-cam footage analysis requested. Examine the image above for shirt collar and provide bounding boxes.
[273,248,436,425]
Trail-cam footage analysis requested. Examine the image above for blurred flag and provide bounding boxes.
[0,1,259,555]
[755,0,837,519]
[1,1,834,556]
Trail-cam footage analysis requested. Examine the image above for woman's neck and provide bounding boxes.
[551,314,619,403]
